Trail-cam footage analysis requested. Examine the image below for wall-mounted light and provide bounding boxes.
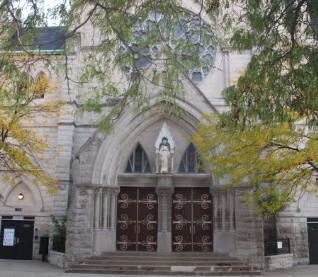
[18,193,24,200]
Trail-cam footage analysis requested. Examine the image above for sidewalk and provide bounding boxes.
[0,259,318,277]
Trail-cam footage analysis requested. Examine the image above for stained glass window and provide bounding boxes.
[125,143,152,173]
[178,143,204,174]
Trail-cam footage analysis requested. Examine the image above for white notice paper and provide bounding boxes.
[3,228,15,246]
[277,241,283,249]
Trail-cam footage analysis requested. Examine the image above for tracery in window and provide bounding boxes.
[34,72,47,98]
[120,9,216,84]
[178,143,204,174]
[125,143,151,173]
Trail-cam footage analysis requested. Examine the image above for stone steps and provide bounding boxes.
[90,256,240,262]
[66,252,262,276]
[71,264,254,271]
[99,252,230,257]
[82,260,246,266]
[66,268,262,275]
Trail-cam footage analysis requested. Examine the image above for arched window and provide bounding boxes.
[178,143,204,174]
[125,143,151,173]
[34,72,47,98]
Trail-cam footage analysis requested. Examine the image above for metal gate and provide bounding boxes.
[116,187,158,251]
[172,187,213,252]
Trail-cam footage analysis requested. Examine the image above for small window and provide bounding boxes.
[125,143,151,173]
[34,72,47,98]
[178,143,204,174]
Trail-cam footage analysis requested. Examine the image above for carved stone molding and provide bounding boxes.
[95,188,102,196]
[118,182,157,187]
[102,187,109,196]
[80,189,88,195]
[174,182,211,187]
[110,187,119,196]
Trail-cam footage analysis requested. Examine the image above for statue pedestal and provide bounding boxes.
[156,174,173,188]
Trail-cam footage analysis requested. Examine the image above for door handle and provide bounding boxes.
[17,238,19,244]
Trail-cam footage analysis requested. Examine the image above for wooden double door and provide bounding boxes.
[116,187,158,251]
[172,187,213,252]
[0,219,34,260]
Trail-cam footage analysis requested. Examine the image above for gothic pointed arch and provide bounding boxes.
[0,177,44,211]
[125,143,152,173]
[178,143,204,174]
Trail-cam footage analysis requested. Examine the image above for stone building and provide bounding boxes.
[0,0,317,270]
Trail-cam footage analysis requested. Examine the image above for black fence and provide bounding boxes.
[264,238,290,256]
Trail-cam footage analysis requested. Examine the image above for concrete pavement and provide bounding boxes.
[0,259,318,277]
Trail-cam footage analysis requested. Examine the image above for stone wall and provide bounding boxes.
[33,216,51,260]
[49,250,65,268]
[276,216,309,265]
[64,186,94,267]
[264,254,294,271]
[235,189,264,268]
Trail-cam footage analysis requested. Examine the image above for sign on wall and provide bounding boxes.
[3,228,15,246]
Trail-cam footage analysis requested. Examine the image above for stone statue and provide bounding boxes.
[159,137,171,173]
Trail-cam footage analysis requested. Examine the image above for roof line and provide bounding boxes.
[0,50,63,55]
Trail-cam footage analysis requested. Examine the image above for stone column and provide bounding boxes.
[229,189,235,230]
[109,188,118,230]
[94,188,102,229]
[211,188,219,230]
[159,188,170,232]
[170,152,174,173]
[157,175,173,252]
[221,190,226,230]
[102,188,109,230]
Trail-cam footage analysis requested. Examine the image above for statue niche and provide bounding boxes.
[155,122,175,174]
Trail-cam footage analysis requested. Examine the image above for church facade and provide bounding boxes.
[0,0,318,270]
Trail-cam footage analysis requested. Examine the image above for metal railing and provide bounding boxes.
[264,238,290,256]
